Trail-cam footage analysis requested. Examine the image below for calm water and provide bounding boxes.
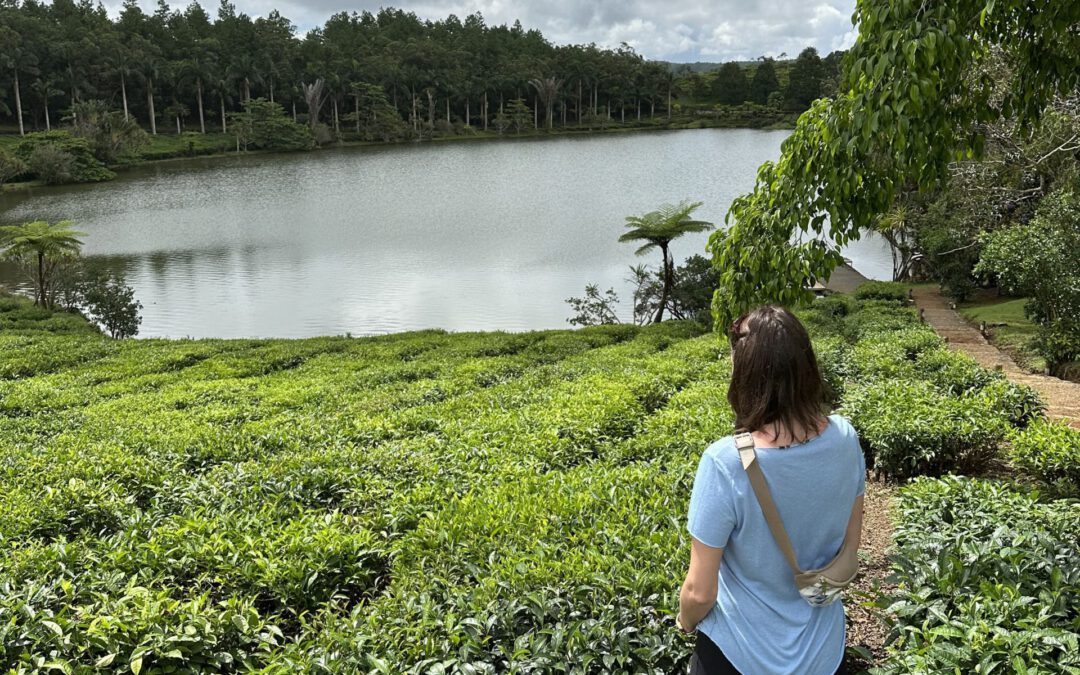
[0,129,891,338]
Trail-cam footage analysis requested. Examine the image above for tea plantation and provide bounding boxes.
[1,290,1078,673]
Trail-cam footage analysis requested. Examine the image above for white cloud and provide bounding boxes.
[101,0,857,62]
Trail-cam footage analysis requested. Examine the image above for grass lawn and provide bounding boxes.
[959,293,1047,372]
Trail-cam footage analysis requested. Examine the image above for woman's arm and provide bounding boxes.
[847,494,864,551]
[678,537,724,631]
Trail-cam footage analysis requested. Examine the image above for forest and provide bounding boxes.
[0,1,838,148]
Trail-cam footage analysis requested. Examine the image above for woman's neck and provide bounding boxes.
[751,417,828,448]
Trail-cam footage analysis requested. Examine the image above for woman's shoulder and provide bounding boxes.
[702,435,743,476]
[826,414,859,441]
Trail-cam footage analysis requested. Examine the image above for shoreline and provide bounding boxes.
[0,117,795,193]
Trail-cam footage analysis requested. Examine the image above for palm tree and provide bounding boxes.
[0,221,86,308]
[177,47,217,134]
[528,76,562,129]
[619,201,714,323]
[874,205,920,281]
[0,25,38,136]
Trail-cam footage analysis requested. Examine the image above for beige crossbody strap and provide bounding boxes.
[734,432,803,575]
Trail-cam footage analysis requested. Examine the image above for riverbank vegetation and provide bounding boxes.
[3,286,1073,672]
[0,220,143,338]
[0,2,836,185]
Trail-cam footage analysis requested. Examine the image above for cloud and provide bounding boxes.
[101,0,857,62]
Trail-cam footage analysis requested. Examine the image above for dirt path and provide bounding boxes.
[845,480,895,671]
[914,287,1080,427]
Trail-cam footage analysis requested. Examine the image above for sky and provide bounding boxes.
[101,0,860,63]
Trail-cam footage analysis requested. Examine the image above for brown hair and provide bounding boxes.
[727,305,825,443]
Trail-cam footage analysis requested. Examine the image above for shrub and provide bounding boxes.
[840,379,1006,480]
[880,476,1080,673]
[0,147,27,187]
[1009,420,1080,495]
[1033,318,1080,377]
[849,326,941,381]
[969,379,1044,429]
[913,346,1002,395]
[79,269,143,339]
[854,280,909,303]
[844,301,920,337]
[813,294,859,319]
[26,144,76,185]
[16,131,115,183]
[814,335,855,405]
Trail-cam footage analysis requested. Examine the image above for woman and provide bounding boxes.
[677,305,865,674]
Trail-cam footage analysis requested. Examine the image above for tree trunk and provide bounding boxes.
[220,93,227,133]
[355,94,361,134]
[14,71,24,136]
[466,97,470,127]
[593,85,598,115]
[533,97,538,129]
[621,104,625,124]
[446,97,450,124]
[36,251,45,307]
[426,90,434,127]
[147,78,157,135]
[637,100,641,121]
[654,245,671,323]
[578,80,583,123]
[650,100,655,118]
[243,78,250,102]
[667,86,672,119]
[332,97,339,135]
[44,104,50,131]
[175,115,181,134]
[483,92,488,130]
[197,79,205,134]
[269,78,274,103]
[292,100,297,122]
[121,72,129,120]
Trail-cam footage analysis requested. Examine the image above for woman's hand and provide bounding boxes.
[678,537,724,632]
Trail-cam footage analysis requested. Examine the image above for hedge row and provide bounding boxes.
[880,476,1080,673]
[1,288,1069,673]
[0,321,722,672]
[1010,420,1080,496]
[800,293,1044,481]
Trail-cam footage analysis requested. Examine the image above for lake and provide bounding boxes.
[0,129,891,338]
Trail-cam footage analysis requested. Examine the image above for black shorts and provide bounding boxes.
[689,632,850,675]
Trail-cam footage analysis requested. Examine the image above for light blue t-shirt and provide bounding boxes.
[686,415,865,675]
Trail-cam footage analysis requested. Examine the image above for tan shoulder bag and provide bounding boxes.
[734,431,859,607]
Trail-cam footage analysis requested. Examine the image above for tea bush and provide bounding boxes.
[840,379,1007,479]
[1009,420,1080,496]
[880,476,1080,673]
[972,379,1045,428]
[853,280,909,303]
[0,294,1050,672]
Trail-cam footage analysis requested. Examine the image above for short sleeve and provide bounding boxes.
[686,449,736,549]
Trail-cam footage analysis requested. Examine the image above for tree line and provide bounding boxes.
[0,1,836,141]
[675,48,844,111]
